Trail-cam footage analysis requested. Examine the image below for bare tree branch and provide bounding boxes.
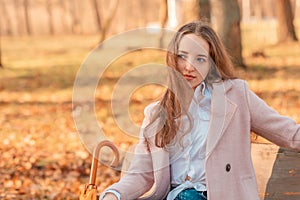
[99,0,119,44]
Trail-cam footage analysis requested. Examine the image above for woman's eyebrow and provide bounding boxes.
[178,50,208,57]
[197,54,208,58]
[178,50,188,54]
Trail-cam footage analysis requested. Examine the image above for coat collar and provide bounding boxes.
[149,80,237,164]
[206,80,237,158]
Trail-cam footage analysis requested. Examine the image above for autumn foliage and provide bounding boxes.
[0,32,299,199]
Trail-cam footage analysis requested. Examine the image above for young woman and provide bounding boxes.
[100,21,300,200]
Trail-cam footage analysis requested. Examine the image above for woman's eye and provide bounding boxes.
[197,57,206,62]
[177,54,185,59]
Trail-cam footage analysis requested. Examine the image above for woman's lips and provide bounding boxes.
[183,74,196,80]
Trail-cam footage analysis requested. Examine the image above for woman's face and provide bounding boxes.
[176,34,210,90]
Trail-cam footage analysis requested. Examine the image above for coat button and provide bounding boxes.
[226,164,231,172]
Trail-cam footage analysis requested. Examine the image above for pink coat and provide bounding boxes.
[106,79,300,200]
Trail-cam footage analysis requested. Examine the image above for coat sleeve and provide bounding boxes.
[244,81,300,150]
[102,103,159,200]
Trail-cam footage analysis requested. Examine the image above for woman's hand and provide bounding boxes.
[102,193,118,200]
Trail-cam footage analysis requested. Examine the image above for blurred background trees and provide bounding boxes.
[1,0,299,37]
[158,0,168,48]
[24,0,32,35]
[198,0,211,22]
[210,0,244,67]
[0,38,2,68]
[275,0,298,43]
[0,0,299,67]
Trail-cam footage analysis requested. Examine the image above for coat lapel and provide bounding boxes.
[206,81,237,158]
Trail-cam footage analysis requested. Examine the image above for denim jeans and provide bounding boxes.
[174,188,207,200]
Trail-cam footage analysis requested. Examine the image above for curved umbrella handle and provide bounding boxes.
[89,140,120,185]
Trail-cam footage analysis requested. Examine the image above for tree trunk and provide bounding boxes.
[275,0,298,43]
[99,0,119,44]
[241,0,251,21]
[290,0,296,19]
[46,0,54,34]
[0,36,3,68]
[58,1,69,34]
[158,0,168,48]
[262,0,275,19]
[138,0,147,26]
[69,0,81,34]
[24,0,32,35]
[1,0,13,35]
[91,0,102,32]
[14,0,24,35]
[167,0,177,28]
[210,0,245,68]
[198,0,211,22]
[252,0,263,19]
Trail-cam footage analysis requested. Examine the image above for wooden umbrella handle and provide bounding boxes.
[89,140,120,185]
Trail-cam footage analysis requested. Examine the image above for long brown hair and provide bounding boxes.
[145,21,236,148]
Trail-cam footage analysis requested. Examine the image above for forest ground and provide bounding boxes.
[1,25,300,199]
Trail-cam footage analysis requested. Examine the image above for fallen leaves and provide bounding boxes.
[1,35,299,199]
[0,101,123,199]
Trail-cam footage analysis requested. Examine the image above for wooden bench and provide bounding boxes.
[251,143,300,200]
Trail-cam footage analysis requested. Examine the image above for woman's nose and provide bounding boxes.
[184,60,195,71]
